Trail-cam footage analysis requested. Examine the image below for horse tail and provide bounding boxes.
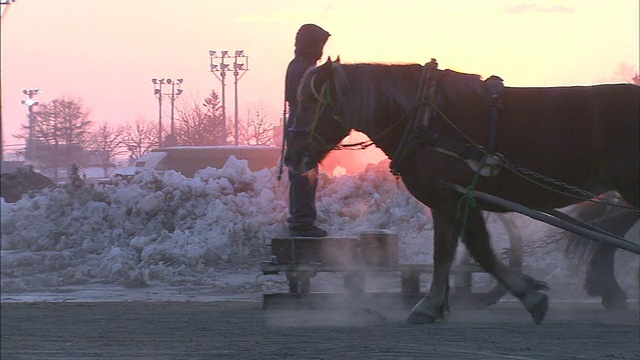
[562,194,621,268]
[564,229,600,270]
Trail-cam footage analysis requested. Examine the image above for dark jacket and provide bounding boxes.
[285,24,331,125]
[285,57,316,122]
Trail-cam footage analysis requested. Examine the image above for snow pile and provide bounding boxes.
[1,156,638,300]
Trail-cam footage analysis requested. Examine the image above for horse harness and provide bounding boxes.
[297,59,508,178]
[293,61,637,212]
[389,59,506,178]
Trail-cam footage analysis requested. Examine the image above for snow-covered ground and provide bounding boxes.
[1,157,638,303]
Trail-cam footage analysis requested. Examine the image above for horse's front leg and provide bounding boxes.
[406,210,460,324]
[462,209,549,324]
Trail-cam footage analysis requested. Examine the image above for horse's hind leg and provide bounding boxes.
[585,209,637,310]
[406,210,460,324]
[462,209,549,324]
[585,244,628,310]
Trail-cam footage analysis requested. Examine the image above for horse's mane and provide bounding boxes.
[329,63,418,128]
[438,69,486,103]
[328,63,486,127]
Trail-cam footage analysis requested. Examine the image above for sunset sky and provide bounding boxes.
[1,0,638,155]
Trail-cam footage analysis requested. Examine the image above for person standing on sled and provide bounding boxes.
[284,24,331,237]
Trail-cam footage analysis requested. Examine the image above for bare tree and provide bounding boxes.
[238,101,277,145]
[175,98,212,146]
[122,118,157,163]
[175,90,225,146]
[88,122,128,177]
[19,97,93,181]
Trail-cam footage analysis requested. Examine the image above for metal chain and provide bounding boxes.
[510,164,637,213]
[333,141,376,150]
[429,102,638,213]
[511,164,601,200]
[522,235,559,254]
[495,232,558,261]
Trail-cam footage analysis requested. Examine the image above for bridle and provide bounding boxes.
[289,70,409,155]
[287,73,350,152]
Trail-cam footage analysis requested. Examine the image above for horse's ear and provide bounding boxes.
[335,55,341,63]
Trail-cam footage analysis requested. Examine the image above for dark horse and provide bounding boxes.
[284,58,640,324]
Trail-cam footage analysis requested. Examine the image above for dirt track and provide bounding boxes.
[1,300,638,360]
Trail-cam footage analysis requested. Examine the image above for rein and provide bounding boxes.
[291,72,404,152]
[287,76,339,149]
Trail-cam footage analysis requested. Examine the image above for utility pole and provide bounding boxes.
[152,78,183,147]
[167,78,184,137]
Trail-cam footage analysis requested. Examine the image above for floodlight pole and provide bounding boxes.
[21,89,40,162]
[232,50,249,146]
[152,79,164,147]
[209,50,230,145]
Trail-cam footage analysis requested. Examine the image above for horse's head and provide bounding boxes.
[284,57,352,175]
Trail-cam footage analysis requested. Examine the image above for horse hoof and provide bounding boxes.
[602,297,629,311]
[524,274,550,291]
[524,292,549,325]
[533,280,550,291]
[406,309,438,324]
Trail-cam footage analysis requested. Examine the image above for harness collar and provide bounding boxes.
[390,59,506,178]
[390,59,440,175]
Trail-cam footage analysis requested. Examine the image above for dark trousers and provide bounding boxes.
[287,169,318,230]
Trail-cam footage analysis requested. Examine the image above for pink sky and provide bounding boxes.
[1,0,638,157]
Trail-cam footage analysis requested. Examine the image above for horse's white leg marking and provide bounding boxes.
[407,211,459,324]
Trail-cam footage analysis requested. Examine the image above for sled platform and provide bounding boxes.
[269,233,399,267]
[262,232,496,310]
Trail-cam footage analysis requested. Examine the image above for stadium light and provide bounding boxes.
[208,49,249,146]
